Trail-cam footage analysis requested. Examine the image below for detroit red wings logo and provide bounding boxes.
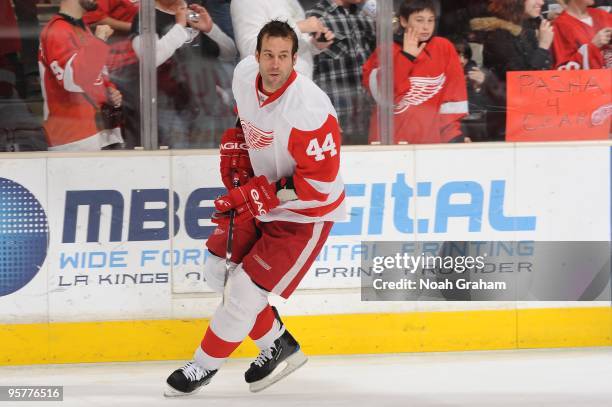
[591,103,612,126]
[394,73,446,114]
[240,119,274,150]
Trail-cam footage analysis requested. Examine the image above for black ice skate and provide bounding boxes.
[245,328,307,392]
[164,361,217,397]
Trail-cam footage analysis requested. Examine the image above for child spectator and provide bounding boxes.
[363,0,468,144]
[451,36,504,141]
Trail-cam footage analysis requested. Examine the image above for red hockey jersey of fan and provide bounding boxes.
[83,0,139,25]
[232,56,346,223]
[83,0,139,70]
[39,15,121,149]
[552,9,612,70]
[363,36,468,144]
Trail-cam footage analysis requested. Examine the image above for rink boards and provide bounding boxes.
[0,141,610,365]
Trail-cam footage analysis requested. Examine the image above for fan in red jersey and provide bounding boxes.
[552,0,612,69]
[363,0,468,144]
[83,0,140,72]
[38,0,123,150]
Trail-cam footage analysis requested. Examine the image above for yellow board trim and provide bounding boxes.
[1,307,610,366]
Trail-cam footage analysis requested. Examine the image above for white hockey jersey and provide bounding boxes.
[232,56,346,223]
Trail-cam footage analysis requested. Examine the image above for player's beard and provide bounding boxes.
[79,0,98,12]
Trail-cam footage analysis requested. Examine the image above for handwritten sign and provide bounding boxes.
[506,69,611,141]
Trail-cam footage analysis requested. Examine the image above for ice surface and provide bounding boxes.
[1,348,611,407]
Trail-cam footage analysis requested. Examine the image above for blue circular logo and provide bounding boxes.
[0,178,49,297]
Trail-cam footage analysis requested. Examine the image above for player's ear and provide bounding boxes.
[292,53,297,66]
[255,51,260,63]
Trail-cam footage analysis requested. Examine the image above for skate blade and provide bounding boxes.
[163,384,204,398]
[249,350,308,393]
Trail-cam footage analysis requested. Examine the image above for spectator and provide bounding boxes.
[130,0,237,148]
[38,0,123,151]
[552,0,611,69]
[231,0,335,78]
[83,0,140,72]
[83,1,140,147]
[306,0,376,145]
[451,36,504,142]
[470,0,554,140]
[363,0,468,144]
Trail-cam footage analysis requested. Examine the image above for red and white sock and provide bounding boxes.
[249,305,285,350]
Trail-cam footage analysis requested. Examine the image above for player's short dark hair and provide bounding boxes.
[398,0,437,19]
[256,20,299,56]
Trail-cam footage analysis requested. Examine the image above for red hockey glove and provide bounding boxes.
[210,210,231,227]
[219,127,253,190]
[213,175,280,224]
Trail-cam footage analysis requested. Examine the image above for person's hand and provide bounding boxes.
[403,27,426,57]
[592,28,612,48]
[107,87,122,108]
[95,25,114,42]
[187,3,213,33]
[537,19,554,50]
[175,4,188,27]
[297,16,325,33]
[311,26,335,50]
[468,67,486,86]
[219,126,253,190]
[214,175,280,224]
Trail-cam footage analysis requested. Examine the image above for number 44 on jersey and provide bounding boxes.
[306,133,337,161]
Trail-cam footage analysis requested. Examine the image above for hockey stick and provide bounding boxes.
[222,175,240,306]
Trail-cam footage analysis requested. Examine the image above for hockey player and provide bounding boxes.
[362,0,468,144]
[552,0,612,69]
[165,20,345,396]
[39,0,123,150]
